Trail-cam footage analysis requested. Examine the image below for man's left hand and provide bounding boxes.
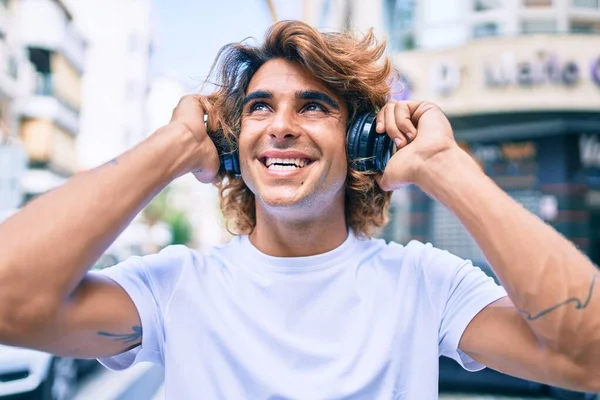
[374,100,458,191]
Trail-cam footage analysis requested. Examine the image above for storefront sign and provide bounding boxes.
[431,52,600,94]
[431,60,461,95]
[485,52,582,88]
[591,57,600,86]
[579,134,600,169]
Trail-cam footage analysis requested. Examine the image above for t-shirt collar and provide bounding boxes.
[237,230,358,273]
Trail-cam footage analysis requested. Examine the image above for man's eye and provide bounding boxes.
[249,102,269,112]
[303,103,327,113]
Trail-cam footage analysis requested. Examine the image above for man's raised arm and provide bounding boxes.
[0,96,218,358]
[420,144,600,388]
[375,100,600,390]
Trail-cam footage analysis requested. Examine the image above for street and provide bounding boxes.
[69,362,560,400]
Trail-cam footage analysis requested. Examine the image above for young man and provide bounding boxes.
[0,21,599,399]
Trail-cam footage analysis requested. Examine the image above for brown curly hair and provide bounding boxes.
[199,20,398,238]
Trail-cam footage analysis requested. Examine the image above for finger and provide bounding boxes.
[375,172,392,192]
[375,103,389,134]
[394,102,417,143]
[384,103,405,148]
[402,100,439,125]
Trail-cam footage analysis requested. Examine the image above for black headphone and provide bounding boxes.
[209,112,394,178]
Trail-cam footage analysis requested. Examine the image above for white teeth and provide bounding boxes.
[270,164,298,171]
[264,157,310,169]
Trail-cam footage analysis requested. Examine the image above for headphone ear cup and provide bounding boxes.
[210,131,241,178]
[347,113,373,171]
[372,130,393,172]
[229,146,241,177]
[347,112,394,172]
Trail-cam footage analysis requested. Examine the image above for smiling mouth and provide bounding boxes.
[261,157,314,171]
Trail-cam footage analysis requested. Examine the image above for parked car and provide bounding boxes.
[0,344,98,400]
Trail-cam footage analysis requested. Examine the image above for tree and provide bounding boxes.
[142,186,193,247]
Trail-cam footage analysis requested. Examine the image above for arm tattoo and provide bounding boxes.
[103,158,118,166]
[518,273,599,321]
[97,325,142,344]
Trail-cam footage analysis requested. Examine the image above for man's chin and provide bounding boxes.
[256,188,309,209]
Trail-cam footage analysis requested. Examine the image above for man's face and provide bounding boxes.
[238,58,348,212]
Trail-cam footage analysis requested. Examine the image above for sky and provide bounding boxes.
[150,0,302,91]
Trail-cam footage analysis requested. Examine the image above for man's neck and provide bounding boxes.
[249,205,349,258]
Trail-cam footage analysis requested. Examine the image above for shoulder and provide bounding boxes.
[395,239,469,273]
[356,236,446,269]
[96,244,204,293]
[361,237,477,286]
[140,244,202,269]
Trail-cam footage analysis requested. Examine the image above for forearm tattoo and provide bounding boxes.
[97,325,142,344]
[518,273,599,321]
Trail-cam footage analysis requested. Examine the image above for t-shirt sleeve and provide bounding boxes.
[416,241,508,372]
[90,245,191,371]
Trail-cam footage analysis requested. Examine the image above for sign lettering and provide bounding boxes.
[580,134,600,169]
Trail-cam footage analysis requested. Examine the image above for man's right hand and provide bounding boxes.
[168,95,220,183]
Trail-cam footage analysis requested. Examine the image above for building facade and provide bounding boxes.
[0,0,29,214]
[9,0,85,199]
[396,35,600,266]
[66,0,154,170]
[304,0,600,266]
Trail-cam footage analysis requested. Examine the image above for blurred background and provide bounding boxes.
[0,0,599,399]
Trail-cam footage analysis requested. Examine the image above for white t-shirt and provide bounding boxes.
[94,232,507,399]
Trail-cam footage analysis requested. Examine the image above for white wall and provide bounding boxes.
[66,0,153,169]
[17,0,67,50]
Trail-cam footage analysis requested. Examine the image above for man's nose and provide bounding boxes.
[267,109,299,141]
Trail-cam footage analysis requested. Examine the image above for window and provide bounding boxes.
[571,21,600,33]
[521,19,557,34]
[474,0,503,11]
[385,0,416,51]
[473,22,500,38]
[34,73,53,96]
[572,0,599,8]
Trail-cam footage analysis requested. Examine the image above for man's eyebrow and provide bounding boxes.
[296,90,340,110]
[242,90,272,107]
